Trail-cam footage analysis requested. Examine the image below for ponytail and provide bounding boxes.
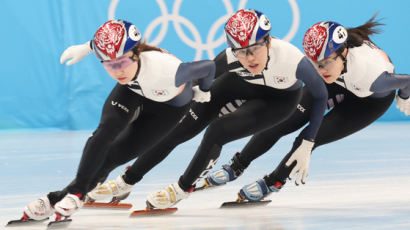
[346,12,384,48]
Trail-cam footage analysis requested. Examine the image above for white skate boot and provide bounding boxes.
[146,182,189,209]
[87,174,133,201]
[54,193,83,218]
[24,196,54,220]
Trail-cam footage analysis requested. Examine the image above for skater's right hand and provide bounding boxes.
[192,85,211,103]
[396,94,410,115]
[285,139,314,185]
[60,41,93,66]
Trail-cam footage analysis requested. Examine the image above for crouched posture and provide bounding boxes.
[23,19,215,221]
[207,16,410,202]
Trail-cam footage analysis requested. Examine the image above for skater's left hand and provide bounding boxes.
[60,41,93,66]
[192,85,211,103]
[395,94,410,115]
[285,139,314,185]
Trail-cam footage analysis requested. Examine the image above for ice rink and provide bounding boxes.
[1,122,409,230]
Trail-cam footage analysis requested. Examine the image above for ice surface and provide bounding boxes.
[1,123,409,229]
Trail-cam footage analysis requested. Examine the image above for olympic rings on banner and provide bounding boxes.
[108,0,299,60]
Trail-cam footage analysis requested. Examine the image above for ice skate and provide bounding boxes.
[24,196,54,220]
[47,193,83,227]
[87,174,133,201]
[146,182,190,209]
[220,193,272,208]
[83,174,133,210]
[196,152,245,191]
[129,200,178,217]
[54,193,83,217]
[7,196,54,226]
[83,195,133,210]
[220,178,281,208]
[239,178,282,202]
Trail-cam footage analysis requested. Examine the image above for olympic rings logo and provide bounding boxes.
[108,0,300,60]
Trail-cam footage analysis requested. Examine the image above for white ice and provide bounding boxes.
[1,122,409,229]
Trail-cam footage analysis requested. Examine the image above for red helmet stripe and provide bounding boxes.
[94,22,125,59]
[302,23,327,61]
[225,10,257,47]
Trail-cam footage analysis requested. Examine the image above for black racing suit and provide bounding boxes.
[237,83,395,187]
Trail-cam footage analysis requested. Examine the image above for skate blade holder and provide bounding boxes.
[83,200,132,210]
[47,213,72,229]
[130,201,178,217]
[47,218,72,229]
[220,193,272,208]
[6,217,49,227]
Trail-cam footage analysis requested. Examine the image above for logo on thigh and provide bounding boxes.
[296,104,306,113]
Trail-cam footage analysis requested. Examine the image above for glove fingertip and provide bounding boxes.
[66,60,74,66]
[287,175,292,180]
[288,171,295,179]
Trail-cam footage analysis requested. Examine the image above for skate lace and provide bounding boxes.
[69,197,78,208]
[39,200,45,209]
[61,196,79,210]
[33,199,47,215]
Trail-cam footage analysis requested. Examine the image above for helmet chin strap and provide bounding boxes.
[132,59,142,81]
[264,37,271,71]
[264,53,270,71]
[340,49,348,74]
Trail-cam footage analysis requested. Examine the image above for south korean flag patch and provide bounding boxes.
[274,76,288,84]
[152,89,168,97]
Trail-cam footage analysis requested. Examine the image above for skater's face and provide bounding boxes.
[314,49,347,84]
[233,37,270,75]
[103,50,139,85]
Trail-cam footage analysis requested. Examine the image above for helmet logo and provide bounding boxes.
[128,25,141,42]
[333,26,347,44]
[94,21,125,59]
[259,15,271,31]
[225,10,257,47]
[302,23,327,61]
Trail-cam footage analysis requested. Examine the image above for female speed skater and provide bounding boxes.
[143,9,330,209]
[205,14,410,202]
[20,19,215,222]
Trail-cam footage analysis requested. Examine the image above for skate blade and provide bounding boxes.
[47,218,72,229]
[130,207,178,217]
[220,199,271,208]
[6,217,49,227]
[83,201,132,209]
[193,185,215,192]
[194,178,221,192]
[193,184,220,192]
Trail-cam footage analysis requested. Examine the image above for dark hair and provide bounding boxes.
[132,41,163,57]
[345,12,384,48]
